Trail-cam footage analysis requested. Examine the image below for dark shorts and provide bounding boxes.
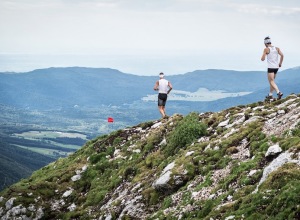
[158,93,167,106]
[268,68,279,74]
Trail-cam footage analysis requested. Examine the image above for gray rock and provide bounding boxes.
[185,151,194,156]
[27,204,36,212]
[248,170,257,176]
[151,122,162,129]
[153,170,172,190]
[11,204,26,216]
[5,197,16,210]
[160,138,167,146]
[153,162,175,190]
[35,207,44,219]
[62,189,73,198]
[255,151,300,192]
[225,216,235,220]
[244,116,262,125]
[265,144,282,157]
[104,214,112,220]
[68,203,76,211]
[218,119,230,127]
[162,162,175,174]
[71,174,81,182]
[277,109,285,115]
[253,106,264,111]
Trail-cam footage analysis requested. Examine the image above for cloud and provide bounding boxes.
[233,4,300,16]
[0,0,299,73]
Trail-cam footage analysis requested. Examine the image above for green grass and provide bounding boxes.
[1,95,300,219]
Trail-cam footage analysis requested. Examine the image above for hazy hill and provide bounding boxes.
[1,94,300,219]
[0,67,152,109]
[0,67,299,110]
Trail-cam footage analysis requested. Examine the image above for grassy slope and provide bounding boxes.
[0,95,300,219]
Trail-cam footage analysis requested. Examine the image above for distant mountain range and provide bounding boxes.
[1,66,299,111]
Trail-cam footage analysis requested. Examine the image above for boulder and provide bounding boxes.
[5,198,16,210]
[153,162,175,191]
[265,144,282,158]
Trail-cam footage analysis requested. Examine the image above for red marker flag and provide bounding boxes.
[108,117,114,123]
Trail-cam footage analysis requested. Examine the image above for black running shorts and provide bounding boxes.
[268,68,279,74]
[158,93,168,106]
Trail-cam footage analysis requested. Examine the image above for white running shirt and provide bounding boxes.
[158,79,169,94]
[267,46,279,68]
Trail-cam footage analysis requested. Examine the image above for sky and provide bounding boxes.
[0,0,300,75]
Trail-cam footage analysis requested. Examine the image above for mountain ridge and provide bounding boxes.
[1,66,299,111]
[1,66,300,193]
[1,94,300,219]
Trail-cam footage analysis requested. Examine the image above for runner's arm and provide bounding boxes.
[167,82,173,94]
[261,48,268,61]
[277,47,284,67]
[153,81,159,91]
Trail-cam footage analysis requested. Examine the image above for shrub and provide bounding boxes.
[139,121,154,129]
[113,137,122,146]
[106,146,115,157]
[142,187,160,205]
[89,152,107,164]
[164,113,207,157]
[226,146,239,154]
[162,197,172,209]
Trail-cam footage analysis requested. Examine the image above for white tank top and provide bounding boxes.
[267,46,279,68]
[158,79,169,94]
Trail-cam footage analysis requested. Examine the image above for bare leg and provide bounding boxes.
[162,106,166,116]
[268,72,279,94]
[158,106,165,118]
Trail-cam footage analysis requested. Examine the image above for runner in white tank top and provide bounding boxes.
[158,78,169,94]
[267,46,280,69]
[261,36,284,100]
[153,72,173,119]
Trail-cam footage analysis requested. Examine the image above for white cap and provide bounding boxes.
[159,72,164,78]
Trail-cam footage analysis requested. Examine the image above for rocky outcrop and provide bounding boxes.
[255,150,300,192]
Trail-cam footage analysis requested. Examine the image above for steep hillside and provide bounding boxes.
[1,94,300,219]
[0,142,54,191]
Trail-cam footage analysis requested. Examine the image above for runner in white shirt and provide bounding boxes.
[261,36,284,100]
[153,72,173,119]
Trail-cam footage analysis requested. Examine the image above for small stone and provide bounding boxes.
[71,174,81,182]
[185,151,195,156]
[277,109,285,114]
[248,170,257,176]
[62,189,73,198]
